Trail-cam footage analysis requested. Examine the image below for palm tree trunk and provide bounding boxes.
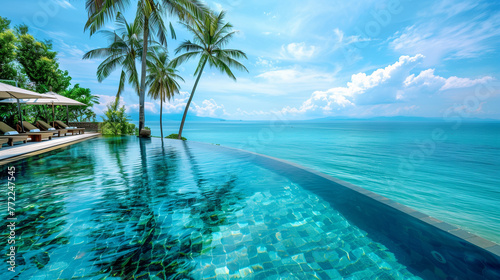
[178,60,207,139]
[160,99,163,138]
[139,15,149,135]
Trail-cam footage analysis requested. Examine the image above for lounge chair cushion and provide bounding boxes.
[29,129,41,132]
[48,127,56,131]
[67,127,77,129]
[4,131,19,135]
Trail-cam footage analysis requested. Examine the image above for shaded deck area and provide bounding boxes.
[0,133,100,165]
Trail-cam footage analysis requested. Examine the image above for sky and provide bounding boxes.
[2,0,500,121]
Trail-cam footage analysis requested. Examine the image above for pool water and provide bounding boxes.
[0,137,423,279]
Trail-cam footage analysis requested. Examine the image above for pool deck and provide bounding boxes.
[0,132,100,165]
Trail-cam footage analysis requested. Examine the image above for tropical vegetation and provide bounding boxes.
[166,133,186,140]
[171,11,248,139]
[0,16,98,126]
[62,84,100,122]
[83,0,207,133]
[83,12,142,102]
[101,100,136,135]
[146,49,183,138]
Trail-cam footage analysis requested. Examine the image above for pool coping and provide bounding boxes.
[186,140,500,258]
[0,133,101,166]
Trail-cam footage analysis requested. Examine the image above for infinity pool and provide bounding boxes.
[0,137,422,279]
[1,137,498,279]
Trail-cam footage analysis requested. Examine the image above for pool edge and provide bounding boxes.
[0,133,101,166]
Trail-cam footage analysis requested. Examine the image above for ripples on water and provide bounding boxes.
[1,137,422,279]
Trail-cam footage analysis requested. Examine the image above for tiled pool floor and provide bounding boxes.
[188,184,420,279]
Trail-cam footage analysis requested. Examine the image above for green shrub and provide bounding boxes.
[101,100,135,135]
[166,133,186,140]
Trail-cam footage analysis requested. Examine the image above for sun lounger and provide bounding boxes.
[0,135,29,146]
[54,120,85,135]
[0,121,52,142]
[35,120,68,137]
[18,121,62,138]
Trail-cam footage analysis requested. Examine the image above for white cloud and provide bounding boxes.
[94,95,124,115]
[441,76,494,91]
[424,0,479,19]
[276,54,497,118]
[333,28,371,45]
[281,42,316,60]
[96,95,157,116]
[257,67,335,84]
[149,92,227,118]
[45,30,71,39]
[38,29,88,60]
[389,11,500,62]
[129,102,158,114]
[404,69,445,89]
[255,57,277,69]
[195,66,337,97]
[192,99,227,117]
[404,69,493,91]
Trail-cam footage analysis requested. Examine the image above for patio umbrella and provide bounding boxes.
[24,91,86,127]
[0,82,56,132]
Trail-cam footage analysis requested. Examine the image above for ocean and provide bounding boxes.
[139,120,500,244]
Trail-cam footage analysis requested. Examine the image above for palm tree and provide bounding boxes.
[171,11,248,139]
[146,50,184,138]
[83,12,142,101]
[84,0,207,133]
[61,84,99,122]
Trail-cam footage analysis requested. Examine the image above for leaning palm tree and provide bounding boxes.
[84,0,207,133]
[146,50,184,138]
[171,11,248,139]
[83,12,142,101]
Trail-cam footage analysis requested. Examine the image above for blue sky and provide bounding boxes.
[3,0,500,121]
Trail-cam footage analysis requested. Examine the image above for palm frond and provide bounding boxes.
[175,40,204,54]
[96,55,126,81]
[116,70,126,100]
[170,51,202,68]
[83,47,114,59]
[85,0,130,35]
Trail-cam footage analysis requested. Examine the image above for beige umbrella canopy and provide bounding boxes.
[0,82,56,132]
[0,82,55,99]
[5,91,86,127]
[24,91,86,106]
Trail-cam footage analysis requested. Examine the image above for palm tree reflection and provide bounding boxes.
[87,139,247,278]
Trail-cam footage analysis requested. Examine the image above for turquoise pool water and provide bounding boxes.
[0,137,423,279]
[143,121,500,244]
